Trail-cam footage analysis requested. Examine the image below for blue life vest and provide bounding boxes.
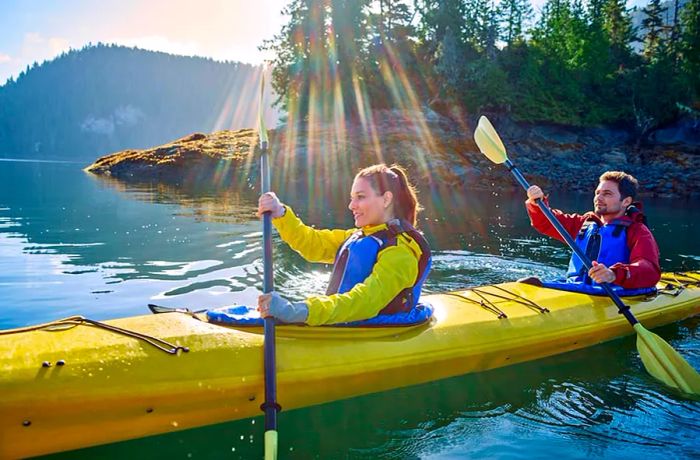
[566,218,630,284]
[326,219,432,314]
[544,214,656,296]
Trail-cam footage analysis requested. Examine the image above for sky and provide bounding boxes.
[0,0,290,84]
[0,0,651,86]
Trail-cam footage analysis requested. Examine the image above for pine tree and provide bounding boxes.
[365,1,422,108]
[669,0,682,52]
[602,0,635,69]
[435,26,464,90]
[261,0,334,120]
[497,0,533,46]
[373,0,415,41]
[640,0,667,61]
[680,0,700,99]
[415,0,469,101]
[416,0,467,46]
[462,0,498,55]
[329,0,371,118]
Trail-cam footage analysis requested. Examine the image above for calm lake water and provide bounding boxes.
[1,159,699,459]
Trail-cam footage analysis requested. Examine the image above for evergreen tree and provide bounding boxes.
[669,0,682,53]
[475,0,500,57]
[262,0,381,120]
[416,0,467,46]
[602,0,635,68]
[435,26,464,91]
[365,1,423,108]
[463,0,492,53]
[588,0,605,22]
[373,0,415,41]
[262,0,330,119]
[416,0,470,105]
[680,0,700,99]
[329,0,371,118]
[640,0,668,61]
[526,0,582,122]
[497,0,533,46]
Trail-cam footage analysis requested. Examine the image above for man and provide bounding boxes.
[525,171,661,290]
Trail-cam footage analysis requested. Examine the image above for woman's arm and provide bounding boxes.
[273,205,354,264]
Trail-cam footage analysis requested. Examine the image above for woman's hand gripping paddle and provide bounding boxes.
[474,115,700,396]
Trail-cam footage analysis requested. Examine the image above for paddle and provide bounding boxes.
[473,115,700,396]
[257,74,280,459]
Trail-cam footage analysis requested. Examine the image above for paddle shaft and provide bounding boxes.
[504,159,638,326]
[260,135,279,431]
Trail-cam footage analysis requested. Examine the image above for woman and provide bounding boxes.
[257,163,432,326]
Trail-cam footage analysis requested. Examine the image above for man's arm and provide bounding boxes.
[525,198,588,243]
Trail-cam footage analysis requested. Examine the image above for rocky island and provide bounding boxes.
[85,110,700,198]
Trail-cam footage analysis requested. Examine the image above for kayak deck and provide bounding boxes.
[1,272,699,458]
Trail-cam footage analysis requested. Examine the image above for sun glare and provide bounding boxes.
[203,4,484,234]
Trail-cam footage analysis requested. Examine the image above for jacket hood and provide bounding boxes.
[625,201,647,224]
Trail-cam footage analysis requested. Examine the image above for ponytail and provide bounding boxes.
[355,163,422,227]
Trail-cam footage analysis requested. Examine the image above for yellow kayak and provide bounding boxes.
[1,272,699,458]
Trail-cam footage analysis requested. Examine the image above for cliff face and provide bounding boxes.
[85,110,700,198]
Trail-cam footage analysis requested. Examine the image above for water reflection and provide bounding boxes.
[1,161,267,326]
[85,173,260,224]
[2,160,700,329]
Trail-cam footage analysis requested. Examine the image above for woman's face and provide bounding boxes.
[348,177,392,227]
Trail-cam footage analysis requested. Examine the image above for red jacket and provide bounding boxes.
[525,198,661,289]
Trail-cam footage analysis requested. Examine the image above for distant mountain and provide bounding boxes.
[0,44,278,160]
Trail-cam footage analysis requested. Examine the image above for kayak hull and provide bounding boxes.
[1,273,699,458]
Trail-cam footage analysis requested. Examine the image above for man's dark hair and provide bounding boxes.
[599,171,639,201]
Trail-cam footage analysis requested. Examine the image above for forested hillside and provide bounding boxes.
[2,0,698,160]
[263,0,700,144]
[0,44,275,160]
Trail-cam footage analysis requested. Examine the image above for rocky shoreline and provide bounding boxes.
[85,110,700,199]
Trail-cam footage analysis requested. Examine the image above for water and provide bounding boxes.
[1,159,699,459]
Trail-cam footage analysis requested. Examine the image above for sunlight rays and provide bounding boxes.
[270,38,446,207]
[206,11,483,236]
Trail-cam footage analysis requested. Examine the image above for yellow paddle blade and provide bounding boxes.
[474,116,508,164]
[264,430,278,460]
[258,73,269,147]
[634,323,700,395]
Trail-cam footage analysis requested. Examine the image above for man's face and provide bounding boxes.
[594,180,631,217]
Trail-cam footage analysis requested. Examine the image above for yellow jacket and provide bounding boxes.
[272,205,424,326]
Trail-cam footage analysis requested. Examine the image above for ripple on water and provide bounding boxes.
[427,250,563,292]
[509,375,699,452]
[148,259,223,277]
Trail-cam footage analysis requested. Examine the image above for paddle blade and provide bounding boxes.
[634,323,700,395]
[474,116,508,164]
[258,73,269,148]
[264,430,278,460]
